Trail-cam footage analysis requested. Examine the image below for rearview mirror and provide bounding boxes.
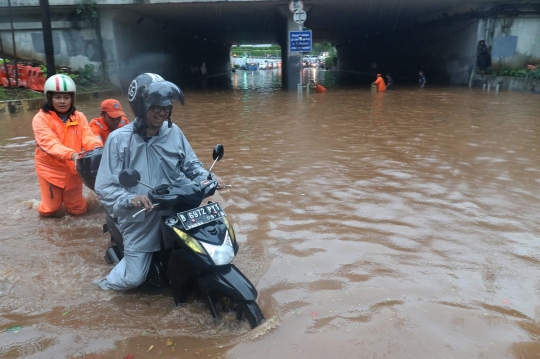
[213,144,224,161]
[119,169,141,188]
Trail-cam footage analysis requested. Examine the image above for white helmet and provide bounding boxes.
[44,74,76,96]
[44,74,76,108]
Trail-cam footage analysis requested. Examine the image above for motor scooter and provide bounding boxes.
[77,144,265,328]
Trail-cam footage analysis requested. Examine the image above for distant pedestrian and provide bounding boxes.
[476,40,491,74]
[310,80,326,93]
[386,74,394,90]
[200,62,207,76]
[372,73,386,92]
[418,71,426,89]
[89,99,129,144]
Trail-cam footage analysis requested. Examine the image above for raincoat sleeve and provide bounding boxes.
[176,128,210,181]
[33,111,76,160]
[94,134,135,217]
[89,118,103,140]
[80,113,103,150]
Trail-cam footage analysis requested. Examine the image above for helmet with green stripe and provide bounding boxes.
[44,74,76,107]
[44,74,76,95]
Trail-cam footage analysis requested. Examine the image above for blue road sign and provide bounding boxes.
[289,30,312,52]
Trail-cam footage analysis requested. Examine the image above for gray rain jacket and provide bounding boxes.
[95,122,209,252]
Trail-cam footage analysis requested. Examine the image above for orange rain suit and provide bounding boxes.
[373,75,386,92]
[313,83,327,93]
[33,109,103,216]
[89,116,130,143]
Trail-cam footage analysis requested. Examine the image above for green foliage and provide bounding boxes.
[76,64,95,85]
[39,64,97,83]
[325,54,337,67]
[231,46,281,58]
[39,64,47,77]
[0,87,43,101]
[230,43,336,59]
[312,43,336,55]
[76,0,97,26]
[488,67,540,79]
[526,68,540,79]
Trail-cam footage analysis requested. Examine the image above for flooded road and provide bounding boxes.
[1,70,540,359]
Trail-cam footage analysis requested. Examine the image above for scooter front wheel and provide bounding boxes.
[234,299,265,329]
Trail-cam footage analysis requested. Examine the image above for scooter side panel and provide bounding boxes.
[198,264,258,301]
[106,215,124,250]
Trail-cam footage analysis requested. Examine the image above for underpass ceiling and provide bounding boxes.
[100,0,512,44]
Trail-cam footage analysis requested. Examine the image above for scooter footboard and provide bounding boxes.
[198,264,258,301]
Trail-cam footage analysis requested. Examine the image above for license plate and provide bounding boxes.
[177,202,225,230]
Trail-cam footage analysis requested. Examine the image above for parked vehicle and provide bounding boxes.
[241,62,259,71]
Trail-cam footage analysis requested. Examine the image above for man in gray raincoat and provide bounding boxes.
[94,73,223,290]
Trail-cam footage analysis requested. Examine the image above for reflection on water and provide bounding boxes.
[1,70,540,359]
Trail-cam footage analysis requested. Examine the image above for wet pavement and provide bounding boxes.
[1,69,539,359]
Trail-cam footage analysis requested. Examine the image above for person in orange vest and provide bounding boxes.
[32,74,103,217]
[89,99,129,143]
[310,80,326,93]
[372,73,386,92]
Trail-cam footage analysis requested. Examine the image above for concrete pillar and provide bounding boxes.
[278,5,309,90]
[285,16,303,90]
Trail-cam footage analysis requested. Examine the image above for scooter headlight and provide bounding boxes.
[200,231,235,265]
[223,217,236,244]
[173,227,205,254]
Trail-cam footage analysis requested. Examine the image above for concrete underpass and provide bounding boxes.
[1,0,539,90]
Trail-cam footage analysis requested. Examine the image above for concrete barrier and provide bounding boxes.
[471,75,540,94]
[0,88,121,116]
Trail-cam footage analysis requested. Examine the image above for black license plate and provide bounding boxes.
[177,202,225,230]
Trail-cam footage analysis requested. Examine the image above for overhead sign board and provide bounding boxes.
[289,0,304,13]
[289,30,312,52]
[293,10,307,25]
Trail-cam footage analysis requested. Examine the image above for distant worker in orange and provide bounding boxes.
[310,80,326,93]
[372,73,386,92]
[32,74,103,217]
[89,99,129,144]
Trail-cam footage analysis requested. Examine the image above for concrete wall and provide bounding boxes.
[107,8,232,89]
[2,1,540,90]
[0,10,104,71]
[413,13,540,84]
[471,74,540,94]
[0,5,231,90]
[489,17,540,68]
[333,6,540,87]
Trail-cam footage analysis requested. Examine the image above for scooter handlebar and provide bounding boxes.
[148,178,219,212]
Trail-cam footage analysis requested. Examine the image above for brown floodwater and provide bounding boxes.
[1,69,540,359]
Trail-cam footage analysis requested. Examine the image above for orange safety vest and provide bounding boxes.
[89,116,130,143]
[33,109,103,187]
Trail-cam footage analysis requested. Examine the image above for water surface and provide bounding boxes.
[1,69,539,359]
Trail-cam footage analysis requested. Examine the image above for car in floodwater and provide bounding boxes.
[240,62,259,71]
